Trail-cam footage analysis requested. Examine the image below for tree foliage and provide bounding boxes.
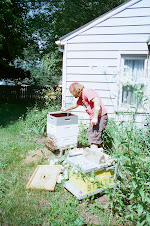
[0,0,50,79]
[0,0,126,83]
[31,49,62,87]
[0,0,30,78]
[47,0,126,47]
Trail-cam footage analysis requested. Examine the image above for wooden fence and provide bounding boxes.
[0,85,46,103]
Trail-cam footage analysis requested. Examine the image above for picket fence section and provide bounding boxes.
[0,85,46,102]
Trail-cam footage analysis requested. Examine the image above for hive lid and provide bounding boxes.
[26,165,61,191]
[65,156,108,173]
[47,111,78,126]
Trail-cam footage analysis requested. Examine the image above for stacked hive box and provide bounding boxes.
[64,155,115,199]
[47,112,78,152]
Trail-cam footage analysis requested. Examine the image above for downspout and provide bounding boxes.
[147,41,150,115]
[55,40,67,108]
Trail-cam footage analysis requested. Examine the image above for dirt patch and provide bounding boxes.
[78,195,112,225]
[36,136,46,145]
[45,135,58,151]
[95,194,109,209]
[78,202,101,225]
[22,147,53,164]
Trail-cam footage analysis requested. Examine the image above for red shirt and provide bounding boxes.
[77,88,107,120]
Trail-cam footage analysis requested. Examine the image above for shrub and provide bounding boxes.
[25,107,50,135]
[78,122,90,147]
[77,117,150,225]
[25,88,62,135]
[105,122,150,225]
[36,87,62,109]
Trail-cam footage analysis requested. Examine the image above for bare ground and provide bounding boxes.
[22,141,120,225]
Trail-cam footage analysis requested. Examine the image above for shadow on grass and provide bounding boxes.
[0,102,35,127]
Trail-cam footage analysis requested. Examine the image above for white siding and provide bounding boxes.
[96,16,150,26]
[81,25,150,35]
[68,34,149,43]
[112,7,150,18]
[66,66,118,76]
[115,113,150,126]
[67,43,148,51]
[67,74,116,82]
[61,0,150,124]
[130,0,150,8]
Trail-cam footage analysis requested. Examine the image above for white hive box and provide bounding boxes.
[47,112,78,151]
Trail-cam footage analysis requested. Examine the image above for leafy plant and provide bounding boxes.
[31,50,62,87]
[78,122,90,147]
[24,88,62,135]
[36,87,62,108]
[105,121,150,225]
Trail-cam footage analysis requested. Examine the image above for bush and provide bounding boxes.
[78,122,90,147]
[105,122,150,225]
[25,88,62,135]
[36,87,62,109]
[77,117,150,225]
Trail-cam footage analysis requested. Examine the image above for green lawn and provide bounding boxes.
[0,104,114,226]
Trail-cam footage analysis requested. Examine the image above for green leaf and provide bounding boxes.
[137,220,146,226]
[74,216,84,226]
[138,204,143,216]
[139,188,145,201]
[145,196,150,204]
[147,214,150,225]
[132,180,137,189]
[129,193,134,199]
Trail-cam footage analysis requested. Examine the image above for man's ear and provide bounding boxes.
[77,88,81,94]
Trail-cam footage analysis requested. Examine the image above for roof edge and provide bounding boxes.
[56,0,141,45]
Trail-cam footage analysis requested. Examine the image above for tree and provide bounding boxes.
[47,0,126,48]
[0,0,30,78]
[31,49,62,87]
[0,0,126,83]
[0,0,50,80]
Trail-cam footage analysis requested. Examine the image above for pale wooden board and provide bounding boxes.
[26,165,61,191]
[64,181,115,200]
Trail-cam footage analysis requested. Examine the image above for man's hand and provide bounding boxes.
[60,103,79,112]
[91,117,98,126]
[60,108,67,112]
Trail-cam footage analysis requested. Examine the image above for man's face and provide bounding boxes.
[71,90,80,98]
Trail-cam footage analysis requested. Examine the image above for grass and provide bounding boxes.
[1,103,149,225]
[0,103,114,226]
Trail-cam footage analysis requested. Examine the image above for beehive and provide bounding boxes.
[47,112,78,151]
[64,155,115,199]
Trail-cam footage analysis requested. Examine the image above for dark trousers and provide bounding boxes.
[87,114,108,145]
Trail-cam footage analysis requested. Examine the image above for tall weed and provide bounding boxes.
[105,121,150,225]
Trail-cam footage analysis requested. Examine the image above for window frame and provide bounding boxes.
[118,55,148,113]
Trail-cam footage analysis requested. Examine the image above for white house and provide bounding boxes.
[56,0,150,126]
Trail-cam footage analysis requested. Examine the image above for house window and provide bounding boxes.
[120,56,147,108]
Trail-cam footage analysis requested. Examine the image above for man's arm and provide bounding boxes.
[91,97,101,126]
[61,103,79,112]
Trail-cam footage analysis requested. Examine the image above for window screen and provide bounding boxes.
[122,59,145,106]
